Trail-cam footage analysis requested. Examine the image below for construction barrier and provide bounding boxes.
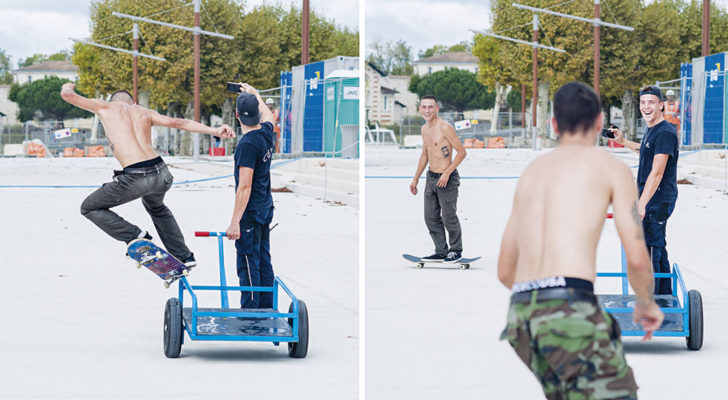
[463,138,485,148]
[26,141,47,157]
[63,147,85,157]
[86,146,106,157]
[486,137,505,149]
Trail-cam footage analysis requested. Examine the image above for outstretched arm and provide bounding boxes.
[150,111,233,138]
[611,127,640,153]
[60,83,109,114]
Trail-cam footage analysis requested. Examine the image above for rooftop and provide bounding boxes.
[15,60,79,72]
[415,52,478,64]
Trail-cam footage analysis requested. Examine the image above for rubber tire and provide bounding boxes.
[164,298,183,358]
[288,300,309,358]
[686,290,703,351]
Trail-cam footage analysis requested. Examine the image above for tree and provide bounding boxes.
[366,39,413,75]
[506,89,521,111]
[18,51,71,68]
[418,41,472,59]
[408,68,495,112]
[0,49,13,84]
[8,76,93,122]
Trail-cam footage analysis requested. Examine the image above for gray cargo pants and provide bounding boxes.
[80,161,192,260]
[424,169,462,255]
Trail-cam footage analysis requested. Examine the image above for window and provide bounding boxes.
[383,95,388,110]
[27,76,31,84]
[428,67,432,75]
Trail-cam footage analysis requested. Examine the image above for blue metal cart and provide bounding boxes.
[161,231,309,358]
[597,215,703,350]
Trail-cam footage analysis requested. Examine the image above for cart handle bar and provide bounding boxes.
[195,231,227,237]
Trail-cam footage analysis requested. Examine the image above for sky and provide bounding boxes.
[0,0,359,67]
[366,0,728,59]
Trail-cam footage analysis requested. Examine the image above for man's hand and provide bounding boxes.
[61,83,76,93]
[217,124,235,138]
[637,198,647,220]
[611,127,625,145]
[226,222,240,240]
[237,82,259,96]
[437,172,450,187]
[409,179,418,195]
[633,301,664,341]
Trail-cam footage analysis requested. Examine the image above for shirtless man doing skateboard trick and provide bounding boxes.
[409,95,467,263]
[61,84,234,266]
[497,82,663,399]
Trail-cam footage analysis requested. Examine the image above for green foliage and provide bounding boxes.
[73,0,357,114]
[478,0,728,110]
[418,42,472,59]
[367,39,413,75]
[8,76,93,122]
[409,68,495,112]
[506,89,521,111]
[0,49,13,84]
[18,51,71,68]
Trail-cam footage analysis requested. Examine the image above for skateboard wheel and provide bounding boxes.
[459,264,466,270]
[136,263,142,269]
[163,281,171,289]
[182,269,189,276]
[417,263,424,269]
[155,251,162,259]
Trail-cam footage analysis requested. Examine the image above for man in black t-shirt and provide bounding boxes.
[225,83,276,308]
[611,85,679,295]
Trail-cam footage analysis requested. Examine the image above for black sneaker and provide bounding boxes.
[444,251,462,263]
[421,253,446,262]
[181,253,197,269]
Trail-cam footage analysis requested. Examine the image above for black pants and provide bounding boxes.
[80,163,192,261]
[424,170,462,255]
[643,201,676,295]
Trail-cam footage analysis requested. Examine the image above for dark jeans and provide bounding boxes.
[80,162,192,261]
[424,169,462,255]
[643,201,676,295]
[235,206,275,308]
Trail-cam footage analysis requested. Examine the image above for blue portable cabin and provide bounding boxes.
[680,52,728,146]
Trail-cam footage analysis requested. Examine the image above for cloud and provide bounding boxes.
[0,9,90,64]
[366,0,491,56]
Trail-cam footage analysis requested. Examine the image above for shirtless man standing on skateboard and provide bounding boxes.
[497,82,663,399]
[409,95,467,263]
[60,84,234,266]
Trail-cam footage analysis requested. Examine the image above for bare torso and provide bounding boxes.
[422,119,454,173]
[97,104,158,167]
[512,145,615,283]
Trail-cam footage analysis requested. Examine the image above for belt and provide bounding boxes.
[510,288,597,305]
[116,162,166,176]
[427,169,458,178]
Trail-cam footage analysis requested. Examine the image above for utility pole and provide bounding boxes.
[113,0,233,161]
[132,23,139,103]
[702,1,710,56]
[594,0,600,95]
[69,37,166,102]
[512,3,633,98]
[302,0,310,64]
[472,21,564,151]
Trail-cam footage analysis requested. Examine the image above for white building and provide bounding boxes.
[366,62,398,125]
[413,52,479,76]
[0,85,19,125]
[387,75,419,117]
[13,60,79,85]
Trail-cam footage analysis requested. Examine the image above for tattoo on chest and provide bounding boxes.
[440,145,450,158]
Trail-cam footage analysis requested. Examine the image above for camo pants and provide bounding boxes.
[501,295,638,399]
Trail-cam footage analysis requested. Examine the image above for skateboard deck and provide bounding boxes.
[402,254,482,269]
[127,239,190,287]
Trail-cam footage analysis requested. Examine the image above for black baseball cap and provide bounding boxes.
[639,85,663,101]
[236,92,260,126]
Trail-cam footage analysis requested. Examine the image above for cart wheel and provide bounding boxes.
[416,263,424,269]
[288,300,309,358]
[163,298,183,358]
[686,290,703,351]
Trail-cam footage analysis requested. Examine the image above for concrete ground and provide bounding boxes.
[365,146,728,399]
[0,157,358,399]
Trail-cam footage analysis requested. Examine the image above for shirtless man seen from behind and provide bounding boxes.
[497,82,663,399]
[61,83,234,266]
[410,95,467,263]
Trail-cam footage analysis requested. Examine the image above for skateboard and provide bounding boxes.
[402,254,482,270]
[127,239,190,288]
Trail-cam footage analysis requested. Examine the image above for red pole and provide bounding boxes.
[302,0,310,64]
[194,3,200,123]
[594,0,600,96]
[521,83,526,129]
[702,1,710,56]
[532,14,538,149]
[132,23,139,103]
